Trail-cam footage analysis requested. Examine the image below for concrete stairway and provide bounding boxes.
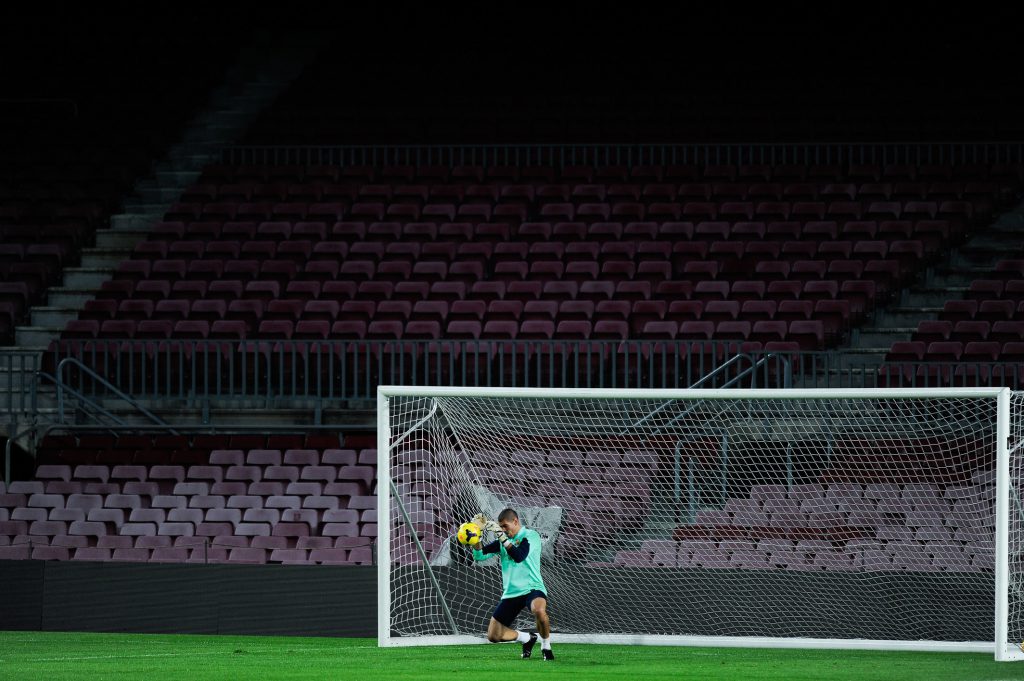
[802,201,1024,387]
[1,40,319,433]
[16,45,315,350]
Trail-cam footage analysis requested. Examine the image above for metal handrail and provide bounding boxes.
[627,353,758,433]
[45,338,806,403]
[40,370,131,429]
[687,353,758,390]
[42,337,1024,402]
[627,351,791,433]
[721,352,793,390]
[49,359,175,433]
[655,353,792,438]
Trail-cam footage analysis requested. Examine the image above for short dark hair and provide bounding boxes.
[498,508,519,522]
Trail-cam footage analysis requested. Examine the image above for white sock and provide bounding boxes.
[515,631,531,644]
[541,636,551,650]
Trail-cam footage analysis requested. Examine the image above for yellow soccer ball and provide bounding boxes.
[457,522,483,546]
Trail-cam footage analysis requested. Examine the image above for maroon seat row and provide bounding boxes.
[143,217,957,243]
[162,198,977,227]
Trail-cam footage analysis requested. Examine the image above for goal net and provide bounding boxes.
[377,387,1023,660]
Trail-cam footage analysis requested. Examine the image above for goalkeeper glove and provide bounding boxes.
[485,520,508,543]
[471,513,489,528]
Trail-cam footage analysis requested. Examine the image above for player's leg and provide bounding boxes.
[528,593,554,660]
[488,596,536,655]
[485,617,519,643]
[529,595,550,639]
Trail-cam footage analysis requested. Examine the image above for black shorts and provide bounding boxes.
[492,590,547,627]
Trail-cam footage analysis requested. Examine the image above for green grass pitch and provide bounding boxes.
[0,631,1021,680]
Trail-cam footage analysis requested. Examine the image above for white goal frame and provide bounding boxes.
[377,386,1021,661]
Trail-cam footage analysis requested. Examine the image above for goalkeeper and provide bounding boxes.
[468,508,554,661]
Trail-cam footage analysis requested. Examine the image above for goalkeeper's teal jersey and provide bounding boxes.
[472,526,546,599]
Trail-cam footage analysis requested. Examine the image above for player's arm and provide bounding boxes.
[472,540,501,561]
[502,537,529,563]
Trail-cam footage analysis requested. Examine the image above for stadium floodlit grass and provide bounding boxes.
[0,632,1020,681]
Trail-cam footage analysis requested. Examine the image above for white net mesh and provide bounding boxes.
[384,391,1009,647]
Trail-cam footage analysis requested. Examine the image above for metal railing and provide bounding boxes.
[1,359,176,486]
[48,357,174,430]
[873,362,1024,388]
[690,351,793,390]
[626,352,792,434]
[45,339,805,405]
[221,142,1024,168]
[3,351,39,420]
[12,340,1024,415]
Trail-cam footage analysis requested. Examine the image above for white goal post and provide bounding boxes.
[377,387,1024,661]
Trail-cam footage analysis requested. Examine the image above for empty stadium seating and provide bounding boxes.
[0,431,997,574]
[610,473,995,573]
[62,163,1018,358]
[0,434,378,565]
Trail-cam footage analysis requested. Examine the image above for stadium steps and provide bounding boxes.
[10,41,316,359]
[45,288,99,310]
[801,198,1024,385]
[14,327,67,348]
[94,228,152,250]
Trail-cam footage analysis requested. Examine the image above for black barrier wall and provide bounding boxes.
[0,561,375,637]
[0,560,993,641]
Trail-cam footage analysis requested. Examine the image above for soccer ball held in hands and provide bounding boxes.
[457,522,483,546]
